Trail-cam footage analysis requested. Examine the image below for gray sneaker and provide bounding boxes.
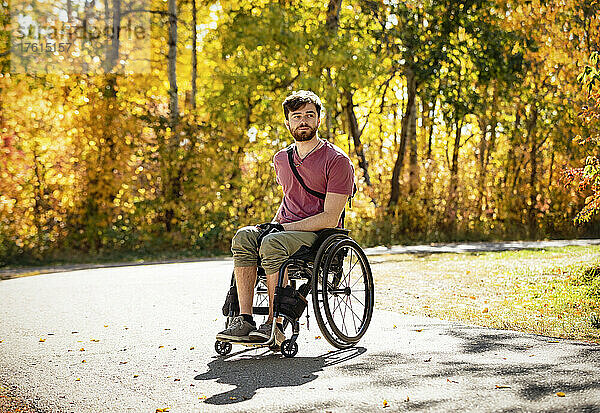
[249,322,285,344]
[216,316,256,342]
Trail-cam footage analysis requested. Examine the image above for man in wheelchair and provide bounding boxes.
[216,90,355,346]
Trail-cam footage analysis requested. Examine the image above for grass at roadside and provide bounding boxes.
[372,245,600,343]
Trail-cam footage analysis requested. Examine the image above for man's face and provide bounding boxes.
[285,103,320,142]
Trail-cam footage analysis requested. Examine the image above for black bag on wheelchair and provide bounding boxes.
[222,285,239,316]
[274,285,308,320]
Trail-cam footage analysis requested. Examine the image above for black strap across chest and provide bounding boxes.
[286,146,326,200]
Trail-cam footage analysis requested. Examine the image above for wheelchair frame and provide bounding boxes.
[215,228,374,358]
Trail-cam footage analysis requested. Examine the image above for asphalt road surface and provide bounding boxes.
[1,250,599,412]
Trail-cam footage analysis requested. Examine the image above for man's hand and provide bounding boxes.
[256,222,285,232]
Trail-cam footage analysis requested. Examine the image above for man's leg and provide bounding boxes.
[249,230,318,342]
[235,266,258,315]
[266,268,287,323]
[216,226,261,342]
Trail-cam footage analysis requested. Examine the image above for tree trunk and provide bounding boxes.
[325,0,343,33]
[83,0,120,250]
[527,106,539,239]
[190,0,197,110]
[445,116,463,235]
[164,0,179,232]
[343,89,372,187]
[389,68,416,207]
[408,82,418,195]
[167,0,179,127]
[476,115,489,219]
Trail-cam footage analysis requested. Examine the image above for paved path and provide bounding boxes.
[1,260,599,412]
[2,239,599,281]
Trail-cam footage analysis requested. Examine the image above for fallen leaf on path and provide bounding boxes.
[104,325,108,327]
[482,308,489,313]
[405,396,410,402]
[120,361,128,365]
[556,392,566,397]
[190,347,195,350]
[198,395,206,400]
[495,385,511,389]
[79,348,85,351]
[90,339,100,342]
[315,336,321,339]
[75,378,80,381]
[158,346,164,348]
[133,375,139,378]
[81,360,86,363]
[230,397,236,400]
[39,338,46,342]
[383,400,389,408]
[156,409,170,412]
[415,329,423,332]
[447,379,458,383]
[174,379,180,382]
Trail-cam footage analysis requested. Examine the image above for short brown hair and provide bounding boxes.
[282,90,323,120]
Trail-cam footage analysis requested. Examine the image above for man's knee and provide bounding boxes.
[231,226,260,268]
[231,226,259,250]
[259,233,289,274]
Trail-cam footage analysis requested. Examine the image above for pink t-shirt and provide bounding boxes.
[273,140,355,226]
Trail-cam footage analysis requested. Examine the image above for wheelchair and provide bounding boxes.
[215,227,374,358]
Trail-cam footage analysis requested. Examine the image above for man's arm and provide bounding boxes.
[272,202,284,223]
[282,192,348,231]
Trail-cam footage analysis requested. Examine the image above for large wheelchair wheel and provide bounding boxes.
[311,236,374,349]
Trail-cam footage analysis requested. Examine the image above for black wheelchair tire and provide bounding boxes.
[214,340,232,355]
[320,238,374,346]
[311,234,360,349]
[281,339,298,358]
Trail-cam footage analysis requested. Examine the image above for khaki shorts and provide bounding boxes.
[231,225,318,274]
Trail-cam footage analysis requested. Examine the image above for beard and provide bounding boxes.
[291,124,317,141]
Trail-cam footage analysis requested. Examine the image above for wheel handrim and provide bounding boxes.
[311,235,355,348]
[322,239,374,343]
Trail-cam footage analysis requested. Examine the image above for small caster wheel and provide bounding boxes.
[281,339,298,358]
[214,340,232,355]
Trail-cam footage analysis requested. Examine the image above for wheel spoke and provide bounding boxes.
[350,261,364,289]
[340,296,349,335]
[348,295,358,333]
[350,292,365,308]
[331,294,344,317]
[344,299,365,330]
[346,254,360,277]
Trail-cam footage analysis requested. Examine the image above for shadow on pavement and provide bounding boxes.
[194,346,366,405]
